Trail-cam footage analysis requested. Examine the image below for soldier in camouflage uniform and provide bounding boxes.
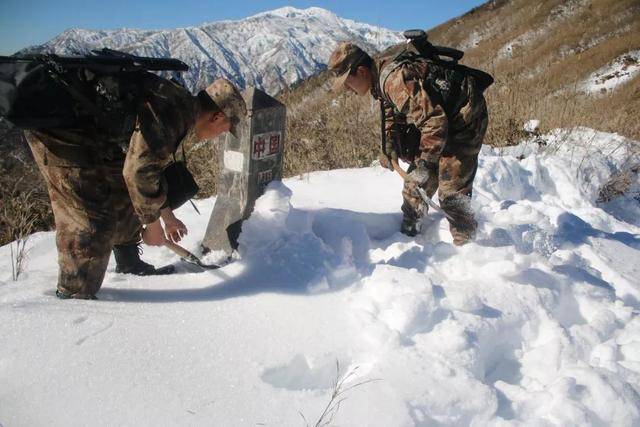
[27,76,246,299]
[328,41,489,245]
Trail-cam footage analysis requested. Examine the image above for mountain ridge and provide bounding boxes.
[19,7,402,94]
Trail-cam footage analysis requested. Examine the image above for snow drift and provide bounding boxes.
[1,127,639,426]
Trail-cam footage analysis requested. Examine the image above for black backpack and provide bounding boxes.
[1,49,200,209]
[0,48,189,135]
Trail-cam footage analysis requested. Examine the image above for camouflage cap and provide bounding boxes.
[204,78,247,137]
[328,42,368,93]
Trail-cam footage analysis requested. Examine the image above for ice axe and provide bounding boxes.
[163,240,220,270]
[390,158,455,222]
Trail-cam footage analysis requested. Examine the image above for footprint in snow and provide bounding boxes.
[261,353,352,391]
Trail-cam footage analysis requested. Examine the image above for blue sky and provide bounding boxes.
[1,0,486,55]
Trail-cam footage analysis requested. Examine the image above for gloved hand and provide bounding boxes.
[406,159,433,186]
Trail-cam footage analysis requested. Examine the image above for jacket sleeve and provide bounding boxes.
[123,111,172,225]
[383,65,448,166]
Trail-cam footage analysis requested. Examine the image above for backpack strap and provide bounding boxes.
[377,50,415,105]
[378,65,397,105]
[379,100,388,158]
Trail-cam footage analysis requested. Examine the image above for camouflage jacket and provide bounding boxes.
[28,72,198,225]
[123,74,199,224]
[373,56,453,166]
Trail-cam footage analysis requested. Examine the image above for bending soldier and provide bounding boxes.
[26,76,246,299]
[328,41,489,245]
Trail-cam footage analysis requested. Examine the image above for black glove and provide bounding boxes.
[406,159,432,186]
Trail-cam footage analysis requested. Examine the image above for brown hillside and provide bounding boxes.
[429,0,640,144]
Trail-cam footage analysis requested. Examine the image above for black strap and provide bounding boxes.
[45,61,100,118]
[379,99,404,160]
[189,199,200,215]
[380,101,387,157]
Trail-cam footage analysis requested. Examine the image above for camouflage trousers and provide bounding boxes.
[402,91,488,245]
[26,131,142,297]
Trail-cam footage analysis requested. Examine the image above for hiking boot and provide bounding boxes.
[400,216,422,237]
[113,243,175,276]
[450,222,477,246]
[55,290,98,300]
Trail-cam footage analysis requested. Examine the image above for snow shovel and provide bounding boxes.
[417,188,456,222]
[390,158,455,222]
[163,240,220,270]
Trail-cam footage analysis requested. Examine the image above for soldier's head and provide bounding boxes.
[328,42,374,96]
[196,78,247,139]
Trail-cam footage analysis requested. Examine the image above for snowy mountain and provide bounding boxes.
[19,7,402,94]
[2,127,639,425]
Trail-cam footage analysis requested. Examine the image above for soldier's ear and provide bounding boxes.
[355,65,370,79]
[209,111,226,123]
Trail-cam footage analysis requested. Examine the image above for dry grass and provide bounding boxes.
[0,177,53,278]
[181,137,221,198]
[598,164,640,203]
[280,74,381,177]
[299,361,380,427]
[0,125,53,248]
[430,0,640,142]
[482,72,640,147]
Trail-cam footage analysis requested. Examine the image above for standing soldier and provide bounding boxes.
[328,37,491,245]
[25,75,246,299]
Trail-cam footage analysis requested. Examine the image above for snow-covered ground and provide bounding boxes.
[581,50,640,95]
[1,128,639,426]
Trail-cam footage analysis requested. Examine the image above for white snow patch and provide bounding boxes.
[523,119,540,134]
[459,29,485,50]
[1,127,640,426]
[581,50,640,95]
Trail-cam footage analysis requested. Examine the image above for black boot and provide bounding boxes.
[55,289,98,300]
[400,215,422,237]
[113,243,175,276]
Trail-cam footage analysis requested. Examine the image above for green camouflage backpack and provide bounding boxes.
[376,30,494,162]
[377,30,493,115]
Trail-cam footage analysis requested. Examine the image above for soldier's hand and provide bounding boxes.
[164,217,188,243]
[142,219,167,246]
[161,207,188,243]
